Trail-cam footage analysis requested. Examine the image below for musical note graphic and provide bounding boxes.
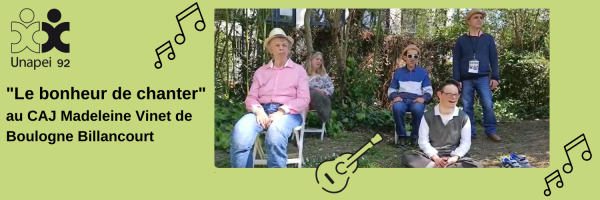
[543,169,563,196]
[563,133,592,173]
[315,134,382,194]
[155,40,175,69]
[174,2,205,45]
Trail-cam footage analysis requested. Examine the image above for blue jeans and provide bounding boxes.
[392,99,425,139]
[461,76,498,137]
[230,103,303,168]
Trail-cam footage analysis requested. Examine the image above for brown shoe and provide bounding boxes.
[487,134,501,142]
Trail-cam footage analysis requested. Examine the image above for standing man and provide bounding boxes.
[452,9,501,142]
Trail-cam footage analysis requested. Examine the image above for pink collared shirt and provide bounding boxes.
[244,59,310,115]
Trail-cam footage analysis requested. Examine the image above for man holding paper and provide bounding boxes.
[452,9,501,142]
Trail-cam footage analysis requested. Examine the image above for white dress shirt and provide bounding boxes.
[417,105,472,158]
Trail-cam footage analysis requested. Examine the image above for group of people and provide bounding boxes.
[229,9,498,168]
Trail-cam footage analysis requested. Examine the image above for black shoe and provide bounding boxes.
[410,138,418,147]
[396,137,408,148]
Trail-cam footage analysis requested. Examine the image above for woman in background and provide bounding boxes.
[305,51,334,124]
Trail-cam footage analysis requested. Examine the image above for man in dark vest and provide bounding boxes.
[401,80,483,168]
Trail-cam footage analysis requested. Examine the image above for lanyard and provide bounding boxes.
[469,30,480,59]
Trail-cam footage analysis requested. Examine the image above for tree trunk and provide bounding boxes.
[512,10,522,50]
[327,9,348,101]
[304,9,314,59]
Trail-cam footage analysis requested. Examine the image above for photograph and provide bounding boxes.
[214,8,550,168]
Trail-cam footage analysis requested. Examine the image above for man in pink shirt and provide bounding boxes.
[230,28,310,168]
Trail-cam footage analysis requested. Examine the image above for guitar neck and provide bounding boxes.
[347,141,375,164]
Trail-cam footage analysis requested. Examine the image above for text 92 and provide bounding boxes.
[58,59,70,67]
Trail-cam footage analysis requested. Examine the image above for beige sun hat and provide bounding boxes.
[402,44,421,56]
[465,9,486,23]
[263,28,294,49]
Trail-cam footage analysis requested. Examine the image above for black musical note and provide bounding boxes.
[174,2,205,45]
[155,40,175,69]
[543,169,563,196]
[563,133,592,173]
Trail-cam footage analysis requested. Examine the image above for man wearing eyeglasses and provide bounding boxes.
[452,9,501,142]
[388,44,433,148]
[401,80,484,168]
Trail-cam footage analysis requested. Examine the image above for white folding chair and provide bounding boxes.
[303,110,326,141]
[252,110,307,168]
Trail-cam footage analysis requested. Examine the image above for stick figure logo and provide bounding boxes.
[11,8,70,53]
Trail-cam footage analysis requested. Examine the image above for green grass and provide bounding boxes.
[215,120,550,168]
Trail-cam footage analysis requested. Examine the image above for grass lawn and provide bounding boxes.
[215,120,549,168]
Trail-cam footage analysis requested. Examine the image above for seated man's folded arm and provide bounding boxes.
[388,87,399,100]
[388,70,400,101]
[245,71,262,113]
[421,71,434,102]
[280,69,310,114]
[418,116,438,157]
[450,118,472,158]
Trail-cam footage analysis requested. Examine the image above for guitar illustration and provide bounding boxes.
[315,133,383,193]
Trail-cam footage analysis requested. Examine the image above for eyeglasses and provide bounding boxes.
[406,54,419,59]
[442,92,461,98]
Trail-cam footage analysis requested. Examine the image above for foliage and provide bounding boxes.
[305,110,344,139]
[496,50,549,119]
[214,97,246,150]
[337,103,394,132]
[342,56,381,107]
[471,100,521,125]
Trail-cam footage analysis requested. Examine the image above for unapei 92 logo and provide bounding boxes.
[11,8,70,53]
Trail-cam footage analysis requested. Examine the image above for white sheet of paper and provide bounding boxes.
[469,60,479,73]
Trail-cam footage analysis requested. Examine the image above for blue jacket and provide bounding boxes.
[452,33,500,82]
[388,66,433,103]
